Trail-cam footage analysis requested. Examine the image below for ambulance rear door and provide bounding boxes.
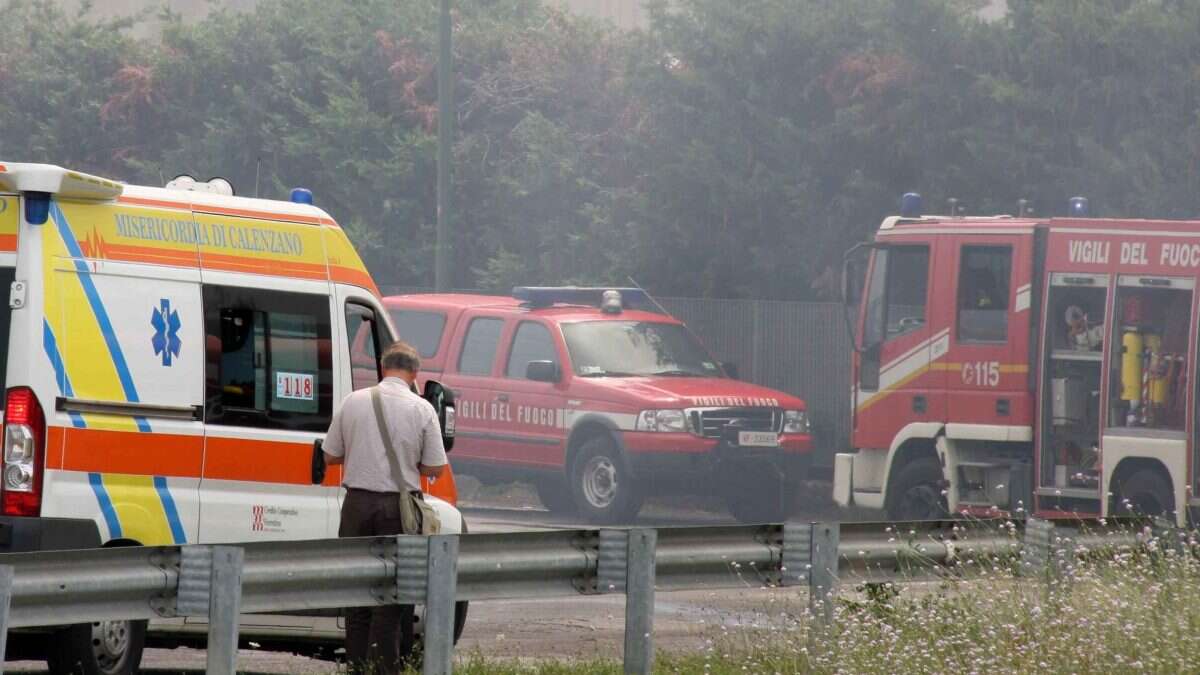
[41,197,205,547]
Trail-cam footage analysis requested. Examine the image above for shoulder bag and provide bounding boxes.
[370,386,441,535]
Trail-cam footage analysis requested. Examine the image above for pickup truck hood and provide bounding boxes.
[576,376,805,410]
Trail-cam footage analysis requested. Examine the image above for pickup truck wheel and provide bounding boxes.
[886,457,947,521]
[570,435,643,523]
[724,461,794,523]
[47,619,146,675]
[534,476,577,514]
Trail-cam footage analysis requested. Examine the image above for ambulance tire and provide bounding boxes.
[886,457,948,522]
[570,435,643,523]
[47,619,146,675]
[1113,467,1174,517]
[534,475,577,514]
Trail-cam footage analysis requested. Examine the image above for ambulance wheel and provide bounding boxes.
[570,435,643,523]
[47,619,146,675]
[886,457,947,522]
[724,461,794,524]
[1113,467,1174,517]
[534,475,577,514]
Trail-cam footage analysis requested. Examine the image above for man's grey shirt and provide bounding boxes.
[323,377,448,493]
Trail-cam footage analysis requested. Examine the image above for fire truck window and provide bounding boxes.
[885,246,930,339]
[506,322,559,379]
[956,246,1011,342]
[1109,280,1193,432]
[458,317,504,376]
[204,285,333,431]
[346,303,384,391]
[389,310,446,359]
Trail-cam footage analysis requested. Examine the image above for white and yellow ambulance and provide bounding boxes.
[0,163,463,673]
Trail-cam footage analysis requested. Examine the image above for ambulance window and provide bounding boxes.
[346,303,384,391]
[389,310,446,359]
[957,246,1011,342]
[458,317,504,376]
[506,322,559,379]
[204,286,333,431]
[885,246,930,339]
[0,268,12,396]
[1108,277,1193,433]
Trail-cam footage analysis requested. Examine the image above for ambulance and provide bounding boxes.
[0,163,464,673]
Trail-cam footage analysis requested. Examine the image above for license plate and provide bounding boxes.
[738,431,779,448]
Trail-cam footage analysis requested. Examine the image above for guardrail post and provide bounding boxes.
[624,529,656,675]
[423,534,459,675]
[206,546,244,675]
[0,564,13,664]
[1022,517,1077,581]
[809,522,839,626]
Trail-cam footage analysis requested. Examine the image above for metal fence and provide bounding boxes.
[0,518,1146,674]
[383,287,853,468]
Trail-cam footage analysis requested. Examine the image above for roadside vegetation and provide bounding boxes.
[427,525,1200,674]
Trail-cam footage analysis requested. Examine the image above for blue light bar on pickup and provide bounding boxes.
[512,286,655,311]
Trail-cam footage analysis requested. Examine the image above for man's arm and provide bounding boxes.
[323,401,348,467]
[418,403,449,478]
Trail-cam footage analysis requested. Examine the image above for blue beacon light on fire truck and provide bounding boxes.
[512,286,654,313]
[1069,196,1088,217]
[900,192,922,218]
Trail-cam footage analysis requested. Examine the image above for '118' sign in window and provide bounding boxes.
[276,371,315,401]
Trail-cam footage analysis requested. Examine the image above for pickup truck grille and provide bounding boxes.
[692,408,782,439]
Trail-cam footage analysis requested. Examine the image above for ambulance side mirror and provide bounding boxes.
[423,380,456,452]
[311,439,326,485]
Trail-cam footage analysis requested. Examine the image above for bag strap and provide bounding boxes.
[370,385,417,493]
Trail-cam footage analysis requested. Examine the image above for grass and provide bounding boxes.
[403,523,1200,674]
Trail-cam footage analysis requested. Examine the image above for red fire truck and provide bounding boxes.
[835,195,1198,525]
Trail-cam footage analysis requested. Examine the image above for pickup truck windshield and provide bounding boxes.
[562,321,722,377]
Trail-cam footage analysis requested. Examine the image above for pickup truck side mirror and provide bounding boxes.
[422,380,456,451]
[311,439,326,485]
[720,361,739,380]
[525,360,562,383]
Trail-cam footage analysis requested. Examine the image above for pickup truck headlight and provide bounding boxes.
[636,409,690,433]
[783,410,810,434]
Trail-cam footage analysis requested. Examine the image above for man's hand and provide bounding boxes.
[325,452,343,466]
[419,463,445,478]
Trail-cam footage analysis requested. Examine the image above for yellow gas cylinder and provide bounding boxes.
[1147,334,1169,406]
[1121,328,1143,403]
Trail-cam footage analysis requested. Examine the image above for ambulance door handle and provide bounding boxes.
[496,394,510,403]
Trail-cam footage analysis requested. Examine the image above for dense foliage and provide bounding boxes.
[4,0,1200,298]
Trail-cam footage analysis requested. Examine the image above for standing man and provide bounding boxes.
[323,341,448,673]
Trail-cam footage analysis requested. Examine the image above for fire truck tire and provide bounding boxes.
[886,457,948,522]
[46,619,146,675]
[534,476,577,514]
[570,435,643,523]
[1113,467,1174,517]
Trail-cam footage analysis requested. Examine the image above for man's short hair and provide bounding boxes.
[381,341,421,373]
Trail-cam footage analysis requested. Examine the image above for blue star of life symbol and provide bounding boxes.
[151,299,182,367]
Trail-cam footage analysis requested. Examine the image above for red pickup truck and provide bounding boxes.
[384,287,812,523]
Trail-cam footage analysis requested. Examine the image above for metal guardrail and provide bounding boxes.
[0,518,1150,674]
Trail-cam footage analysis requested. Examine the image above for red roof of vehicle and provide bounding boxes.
[383,293,684,324]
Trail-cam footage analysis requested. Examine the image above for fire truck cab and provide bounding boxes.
[836,195,1200,526]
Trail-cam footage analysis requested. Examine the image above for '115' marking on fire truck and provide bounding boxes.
[962,361,1000,388]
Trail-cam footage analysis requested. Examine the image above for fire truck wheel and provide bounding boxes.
[886,457,948,522]
[1113,468,1174,517]
[534,476,577,514]
[570,435,643,523]
[46,619,146,675]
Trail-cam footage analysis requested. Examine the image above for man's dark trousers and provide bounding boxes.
[339,488,415,673]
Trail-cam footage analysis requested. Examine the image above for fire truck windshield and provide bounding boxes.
[562,321,722,378]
